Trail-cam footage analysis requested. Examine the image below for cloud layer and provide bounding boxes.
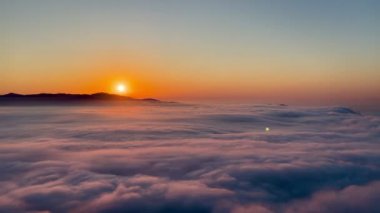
[0,104,379,213]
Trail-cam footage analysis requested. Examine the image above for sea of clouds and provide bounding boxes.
[0,104,379,213]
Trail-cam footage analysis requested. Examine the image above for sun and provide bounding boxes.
[115,83,128,95]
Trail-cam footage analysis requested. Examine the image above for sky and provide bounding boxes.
[1,0,379,107]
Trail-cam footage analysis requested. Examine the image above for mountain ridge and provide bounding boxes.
[0,92,168,106]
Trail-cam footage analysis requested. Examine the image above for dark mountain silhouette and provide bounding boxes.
[0,93,169,106]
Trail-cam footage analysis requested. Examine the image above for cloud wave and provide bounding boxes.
[0,105,379,212]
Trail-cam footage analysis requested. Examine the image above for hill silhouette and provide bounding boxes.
[0,93,166,106]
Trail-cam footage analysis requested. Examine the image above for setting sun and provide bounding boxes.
[115,83,128,95]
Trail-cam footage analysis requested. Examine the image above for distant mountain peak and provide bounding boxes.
[331,107,361,115]
[4,93,23,97]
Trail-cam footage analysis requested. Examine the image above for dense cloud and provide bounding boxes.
[0,104,379,213]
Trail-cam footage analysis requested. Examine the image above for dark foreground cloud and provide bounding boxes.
[0,105,379,213]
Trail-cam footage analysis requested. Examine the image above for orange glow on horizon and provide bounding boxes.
[1,48,378,108]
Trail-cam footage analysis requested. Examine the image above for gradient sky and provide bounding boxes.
[1,0,379,106]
